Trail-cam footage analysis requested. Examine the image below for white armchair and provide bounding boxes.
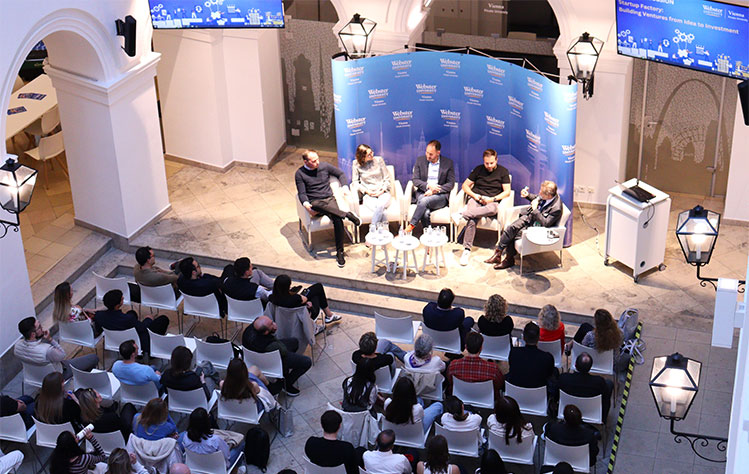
[402,181,457,240]
[347,163,403,242]
[296,176,352,249]
[504,202,572,274]
[450,178,515,245]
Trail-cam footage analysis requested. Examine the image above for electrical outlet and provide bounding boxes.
[574,185,585,193]
[587,186,595,193]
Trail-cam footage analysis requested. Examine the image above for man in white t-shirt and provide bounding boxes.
[362,430,412,474]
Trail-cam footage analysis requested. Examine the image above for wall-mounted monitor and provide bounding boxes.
[149,0,284,29]
[616,0,749,80]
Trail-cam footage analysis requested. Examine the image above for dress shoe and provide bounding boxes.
[346,211,361,226]
[484,248,503,264]
[494,256,515,270]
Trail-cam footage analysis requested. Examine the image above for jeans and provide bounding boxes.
[410,192,449,227]
[421,401,444,433]
[303,283,329,320]
[280,338,312,388]
[459,198,499,249]
[362,192,391,226]
[228,441,245,468]
[376,339,406,363]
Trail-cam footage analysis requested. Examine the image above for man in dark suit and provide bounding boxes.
[422,288,474,351]
[178,257,227,315]
[222,257,271,304]
[544,405,600,467]
[558,352,614,419]
[487,179,564,270]
[507,322,557,388]
[94,289,170,354]
[406,139,455,232]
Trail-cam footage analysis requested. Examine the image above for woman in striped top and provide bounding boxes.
[49,430,106,474]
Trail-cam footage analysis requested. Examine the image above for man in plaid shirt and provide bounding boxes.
[447,332,504,394]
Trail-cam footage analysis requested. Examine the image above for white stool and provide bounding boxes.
[392,234,420,278]
[365,230,393,273]
[420,231,449,276]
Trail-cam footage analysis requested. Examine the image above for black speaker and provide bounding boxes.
[739,80,749,126]
[115,15,137,57]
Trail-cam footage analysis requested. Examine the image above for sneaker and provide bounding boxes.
[325,313,342,324]
[237,466,246,474]
[459,249,471,266]
[285,385,301,397]
[336,253,346,268]
[314,323,325,336]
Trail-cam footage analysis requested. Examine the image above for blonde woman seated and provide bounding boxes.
[538,304,565,349]
[352,144,391,228]
[103,448,149,474]
[53,281,95,323]
[487,396,534,445]
[477,294,513,337]
[219,359,277,413]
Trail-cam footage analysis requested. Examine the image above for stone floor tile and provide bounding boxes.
[650,457,695,474]
[655,431,696,464]
[618,427,660,457]
[612,452,655,474]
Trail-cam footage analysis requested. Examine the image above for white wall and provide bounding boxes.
[0,230,34,356]
[724,97,749,222]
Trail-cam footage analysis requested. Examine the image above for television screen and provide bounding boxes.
[616,0,749,80]
[149,0,284,29]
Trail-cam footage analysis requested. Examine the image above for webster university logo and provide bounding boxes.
[440,109,461,120]
[392,110,413,128]
[368,88,388,100]
[486,115,505,136]
[391,59,412,71]
[527,77,543,99]
[416,83,437,94]
[346,117,366,129]
[463,86,484,98]
[487,63,506,85]
[562,144,576,163]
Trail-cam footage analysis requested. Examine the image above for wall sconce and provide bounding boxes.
[337,13,376,60]
[566,32,603,99]
[649,353,726,462]
[0,156,37,238]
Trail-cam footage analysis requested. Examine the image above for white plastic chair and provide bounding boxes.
[382,419,430,449]
[434,423,480,457]
[558,391,603,425]
[32,418,74,449]
[508,203,572,274]
[403,181,457,239]
[538,340,564,369]
[71,366,121,401]
[542,438,591,473]
[139,283,184,332]
[186,449,244,474]
[359,468,372,474]
[24,130,65,189]
[420,372,445,402]
[479,334,511,361]
[93,272,134,308]
[347,164,404,242]
[374,312,421,344]
[451,179,514,244]
[103,327,141,367]
[421,326,461,354]
[88,430,126,455]
[24,105,59,138]
[183,293,224,337]
[325,402,374,448]
[505,381,548,416]
[195,338,233,371]
[59,320,102,361]
[167,388,218,416]
[21,362,59,394]
[226,296,263,325]
[452,378,494,409]
[296,176,352,249]
[242,348,284,380]
[217,391,264,425]
[120,382,161,407]
[374,365,401,395]
[488,430,538,467]
[302,455,347,474]
[570,341,615,377]
[148,329,196,361]
[0,413,36,445]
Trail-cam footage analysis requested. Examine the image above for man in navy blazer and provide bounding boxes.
[406,140,455,231]
[178,257,227,315]
[506,322,557,389]
[94,289,170,354]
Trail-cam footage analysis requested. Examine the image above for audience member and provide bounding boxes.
[487,396,534,445]
[341,365,377,413]
[268,274,341,329]
[35,372,82,426]
[404,334,445,374]
[362,429,412,474]
[169,464,192,474]
[0,394,35,428]
[160,346,211,400]
[179,407,245,471]
[568,308,623,355]
[49,430,105,474]
[440,395,482,445]
[538,304,565,349]
[416,434,459,474]
[242,316,311,397]
[221,257,272,304]
[447,332,504,394]
[544,405,600,466]
[178,257,227,315]
[134,246,178,289]
[477,294,513,337]
[558,352,614,419]
[352,331,405,380]
[384,377,443,434]
[112,340,161,389]
[506,322,556,389]
[76,388,135,438]
[478,449,507,474]
[422,288,474,351]
[303,410,359,474]
[0,449,23,473]
[220,358,277,413]
[132,398,177,441]
[53,281,94,323]
[105,447,149,474]
[352,144,392,228]
[540,461,574,474]
[14,316,98,379]
[94,289,169,354]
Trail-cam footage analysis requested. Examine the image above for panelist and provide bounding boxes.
[406,140,455,232]
[457,149,511,266]
[352,144,391,228]
[486,180,562,270]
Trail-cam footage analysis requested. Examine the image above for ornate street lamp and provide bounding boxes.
[566,32,604,99]
[649,353,726,462]
[0,155,37,238]
[337,13,376,60]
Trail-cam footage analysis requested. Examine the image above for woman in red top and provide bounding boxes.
[538,304,565,349]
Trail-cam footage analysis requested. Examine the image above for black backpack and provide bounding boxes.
[244,426,270,471]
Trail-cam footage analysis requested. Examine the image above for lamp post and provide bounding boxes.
[649,353,727,462]
[566,32,603,99]
[0,155,37,238]
[675,205,745,291]
[337,13,376,60]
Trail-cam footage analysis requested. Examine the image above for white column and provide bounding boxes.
[153,29,286,169]
[724,97,749,223]
[0,229,34,356]
[45,52,170,239]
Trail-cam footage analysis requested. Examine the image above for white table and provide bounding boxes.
[524,227,561,247]
[6,74,58,140]
[420,232,449,276]
[365,230,393,273]
[391,234,420,278]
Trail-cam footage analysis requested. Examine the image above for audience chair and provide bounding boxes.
[194,338,233,371]
[450,177,514,244]
[479,334,511,361]
[374,365,401,395]
[347,164,403,242]
[542,438,591,473]
[382,419,430,449]
[359,468,372,474]
[242,348,284,380]
[374,312,421,345]
[558,390,606,447]
[88,430,126,455]
[59,319,103,364]
[120,382,162,408]
[32,418,74,449]
[0,413,39,467]
[93,272,136,310]
[139,283,184,332]
[21,362,60,395]
[538,340,564,369]
[325,402,374,448]
[24,129,65,189]
[570,341,615,377]
[505,381,548,416]
[217,390,264,426]
[167,388,218,417]
[421,326,461,355]
[488,430,538,469]
[419,372,445,402]
[182,293,224,338]
[269,303,320,363]
[186,449,244,474]
[505,203,572,274]
[103,327,141,367]
[71,366,121,401]
[148,329,196,362]
[296,175,352,250]
[452,378,494,409]
[402,182,458,239]
[226,296,263,339]
[434,423,480,457]
[302,455,347,474]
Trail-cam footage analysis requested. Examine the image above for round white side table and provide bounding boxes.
[420,232,449,276]
[365,230,394,273]
[524,227,561,246]
[391,234,420,278]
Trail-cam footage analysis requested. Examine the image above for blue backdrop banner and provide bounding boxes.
[332,51,578,245]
